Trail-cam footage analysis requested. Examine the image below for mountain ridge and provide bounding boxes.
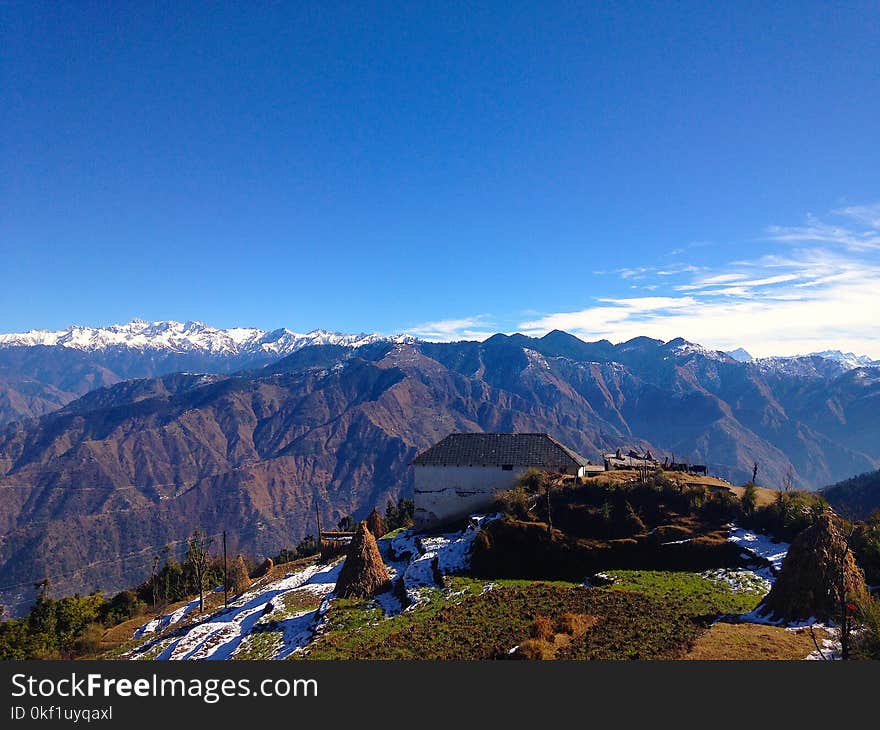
[1,331,879,615]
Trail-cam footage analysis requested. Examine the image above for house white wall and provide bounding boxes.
[414,465,529,529]
[414,463,590,529]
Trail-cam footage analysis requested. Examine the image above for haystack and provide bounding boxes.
[334,521,391,598]
[251,557,274,579]
[758,512,868,622]
[366,507,387,538]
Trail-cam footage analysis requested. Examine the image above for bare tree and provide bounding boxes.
[783,465,795,493]
[150,553,160,608]
[185,529,214,613]
[752,461,759,485]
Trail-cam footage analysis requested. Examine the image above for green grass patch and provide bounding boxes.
[233,628,283,660]
[602,570,764,615]
[299,581,706,660]
[274,590,323,619]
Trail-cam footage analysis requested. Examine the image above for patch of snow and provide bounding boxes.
[127,559,342,661]
[373,589,404,617]
[726,524,789,573]
[702,568,772,595]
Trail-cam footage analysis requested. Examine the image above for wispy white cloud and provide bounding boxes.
[406,315,497,342]
[517,205,880,358]
[834,203,880,228]
[766,208,880,251]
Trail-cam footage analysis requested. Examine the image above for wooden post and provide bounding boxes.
[315,499,322,538]
[223,531,228,609]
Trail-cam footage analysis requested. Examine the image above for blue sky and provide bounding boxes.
[2,2,879,356]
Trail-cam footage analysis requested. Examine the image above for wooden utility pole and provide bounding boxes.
[315,496,323,541]
[223,531,228,609]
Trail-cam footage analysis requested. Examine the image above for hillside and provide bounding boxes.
[823,470,880,521]
[0,332,878,613]
[100,514,806,661]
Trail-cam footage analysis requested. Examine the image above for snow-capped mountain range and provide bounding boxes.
[0,319,406,357]
[726,347,878,372]
[1,320,876,375]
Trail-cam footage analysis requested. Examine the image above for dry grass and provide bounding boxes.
[517,611,599,658]
[684,622,830,660]
[557,612,598,638]
[529,615,555,641]
[728,485,780,507]
[515,639,556,660]
[587,470,733,490]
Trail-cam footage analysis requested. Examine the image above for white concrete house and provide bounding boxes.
[412,432,592,529]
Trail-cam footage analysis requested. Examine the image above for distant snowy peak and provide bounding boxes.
[0,320,404,357]
[807,350,876,369]
[726,348,753,363]
[665,338,729,361]
[753,350,879,379]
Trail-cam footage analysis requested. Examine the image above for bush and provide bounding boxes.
[529,614,554,641]
[517,468,548,494]
[741,483,758,516]
[621,501,646,535]
[493,487,534,520]
[514,638,555,660]
[744,490,828,542]
[385,497,415,531]
[100,590,146,626]
[853,596,880,660]
[850,512,880,585]
[557,613,597,637]
[700,490,739,523]
[73,622,104,656]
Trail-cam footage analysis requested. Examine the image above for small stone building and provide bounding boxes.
[412,432,592,529]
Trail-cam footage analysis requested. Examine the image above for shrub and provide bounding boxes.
[700,490,739,523]
[745,490,828,542]
[517,468,548,494]
[850,512,880,585]
[529,614,555,642]
[741,483,758,516]
[556,613,598,637]
[73,622,104,656]
[621,500,646,535]
[100,590,146,626]
[385,497,415,531]
[493,487,534,520]
[515,638,555,660]
[852,596,880,660]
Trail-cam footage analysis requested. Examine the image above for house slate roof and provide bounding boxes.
[411,433,590,469]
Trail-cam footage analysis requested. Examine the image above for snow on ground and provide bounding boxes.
[702,568,772,595]
[804,625,841,660]
[727,524,789,572]
[127,516,490,660]
[700,524,793,595]
[127,560,342,661]
[389,514,494,605]
[702,522,789,596]
[133,598,199,638]
[721,525,843,657]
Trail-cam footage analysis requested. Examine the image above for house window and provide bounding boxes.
[501,464,513,471]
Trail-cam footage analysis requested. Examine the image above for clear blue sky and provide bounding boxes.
[3,2,879,356]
